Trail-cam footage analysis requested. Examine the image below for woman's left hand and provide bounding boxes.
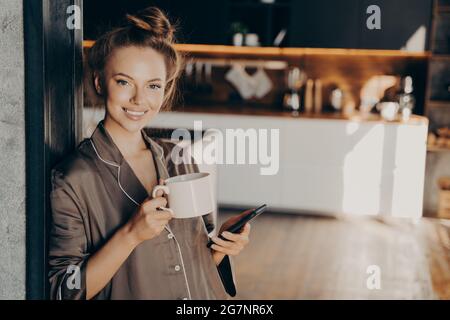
[210,222,251,266]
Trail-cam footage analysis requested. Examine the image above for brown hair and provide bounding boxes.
[87,7,182,110]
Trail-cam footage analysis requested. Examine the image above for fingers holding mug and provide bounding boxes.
[153,179,166,197]
[155,206,174,217]
[152,184,169,199]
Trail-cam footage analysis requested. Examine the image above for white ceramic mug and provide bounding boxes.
[151,172,214,219]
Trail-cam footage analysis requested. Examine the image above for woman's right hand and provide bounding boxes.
[84,180,172,299]
[125,195,174,247]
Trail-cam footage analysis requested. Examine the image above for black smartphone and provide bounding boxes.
[206,204,267,248]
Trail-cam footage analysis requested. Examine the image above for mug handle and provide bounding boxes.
[151,185,174,215]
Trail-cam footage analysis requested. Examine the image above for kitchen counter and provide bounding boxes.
[172,104,428,125]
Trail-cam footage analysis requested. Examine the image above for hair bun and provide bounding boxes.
[126,7,175,42]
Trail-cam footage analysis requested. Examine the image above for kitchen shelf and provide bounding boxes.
[177,44,430,58]
[428,100,450,108]
[438,5,450,12]
[430,54,450,60]
[230,2,290,8]
[82,41,431,58]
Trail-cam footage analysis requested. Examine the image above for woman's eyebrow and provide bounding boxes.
[113,72,162,82]
[113,72,133,79]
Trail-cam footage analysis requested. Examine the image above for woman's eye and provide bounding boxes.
[116,79,129,86]
[148,84,162,90]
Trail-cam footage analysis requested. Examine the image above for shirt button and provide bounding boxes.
[174,265,181,272]
[167,233,174,239]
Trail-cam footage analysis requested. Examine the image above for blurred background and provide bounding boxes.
[79,0,450,299]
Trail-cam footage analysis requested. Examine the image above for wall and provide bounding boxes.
[0,0,26,299]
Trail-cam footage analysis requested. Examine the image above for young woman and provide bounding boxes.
[48,7,251,300]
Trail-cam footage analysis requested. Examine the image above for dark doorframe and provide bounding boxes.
[24,0,83,299]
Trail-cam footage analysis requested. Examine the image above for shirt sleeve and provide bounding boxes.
[48,169,89,300]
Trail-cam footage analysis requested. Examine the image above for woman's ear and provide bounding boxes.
[93,72,103,96]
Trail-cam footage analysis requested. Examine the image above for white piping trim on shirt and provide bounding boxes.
[57,281,62,300]
[90,140,138,206]
[89,139,192,300]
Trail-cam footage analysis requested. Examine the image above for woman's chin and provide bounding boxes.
[120,120,146,133]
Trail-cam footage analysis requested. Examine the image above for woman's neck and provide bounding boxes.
[103,117,147,158]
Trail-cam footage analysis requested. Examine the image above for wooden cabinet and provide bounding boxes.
[84,0,433,50]
[289,0,360,49]
[290,0,433,49]
[359,0,433,50]
[83,0,229,43]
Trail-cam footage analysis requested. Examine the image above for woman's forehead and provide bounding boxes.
[106,46,167,81]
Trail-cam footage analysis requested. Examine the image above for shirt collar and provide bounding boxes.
[90,120,165,168]
[89,120,170,203]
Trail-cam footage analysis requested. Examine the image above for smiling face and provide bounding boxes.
[95,46,167,134]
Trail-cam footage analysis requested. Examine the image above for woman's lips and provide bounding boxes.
[122,107,148,120]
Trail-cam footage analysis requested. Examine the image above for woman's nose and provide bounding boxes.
[130,87,145,105]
